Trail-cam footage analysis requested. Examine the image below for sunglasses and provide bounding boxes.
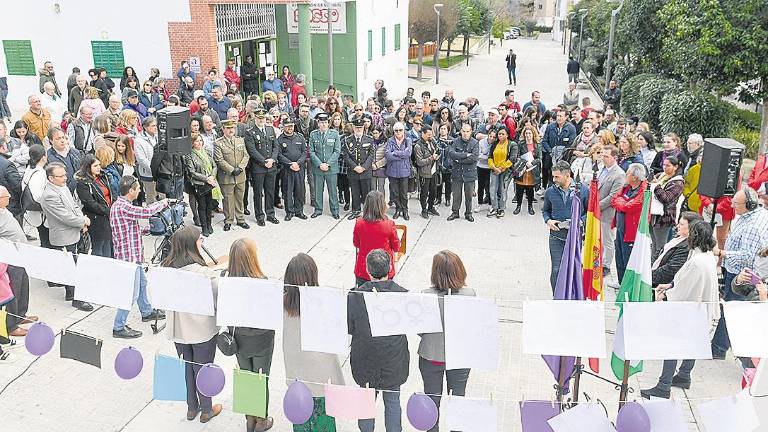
[393,129,404,132]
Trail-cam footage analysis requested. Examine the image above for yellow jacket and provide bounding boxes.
[683,163,701,212]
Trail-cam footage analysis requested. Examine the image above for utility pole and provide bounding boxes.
[604,0,625,93]
[434,3,444,85]
[578,10,588,65]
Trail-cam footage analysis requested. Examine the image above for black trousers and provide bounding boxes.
[439,172,452,201]
[477,167,491,204]
[451,180,475,216]
[175,336,217,415]
[274,168,282,205]
[251,171,277,219]
[195,190,214,232]
[542,152,553,189]
[243,169,251,209]
[4,266,30,332]
[337,173,350,204]
[515,184,535,206]
[282,168,306,215]
[388,177,409,212]
[349,175,372,212]
[419,176,438,211]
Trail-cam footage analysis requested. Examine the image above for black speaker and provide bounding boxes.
[698,138,745,199]
[157,106,192,155]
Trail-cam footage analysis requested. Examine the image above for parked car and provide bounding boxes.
[510,27,521,37]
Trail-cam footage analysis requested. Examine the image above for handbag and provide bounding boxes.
[193,182,214,196]
[21,170,43,211]
[216,327,239,356]
[513,158,527,178]
[77,231,92,255]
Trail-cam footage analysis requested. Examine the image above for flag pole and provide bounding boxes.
[572,357,583,403]
[618,359,630,411]
[556,356,568,405]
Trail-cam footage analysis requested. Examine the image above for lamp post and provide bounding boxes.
[578,10,588,65]
[565,12,575,55]
[604,0,625,93]
[434,3,443,85]
[324,0,342,88]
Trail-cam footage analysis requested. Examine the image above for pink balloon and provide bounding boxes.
[25,322,55,356]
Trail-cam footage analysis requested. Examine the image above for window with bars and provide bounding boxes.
[215,3,276,43]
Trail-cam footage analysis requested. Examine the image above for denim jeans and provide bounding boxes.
[549,233,566,294]
[113,267,153,331]
[91,238,113,258]
[507,67,517,84]
[489,171,512,211]
[614,226,634,283]
[712,270,743,356]
[358,388,401,432]
[657,359,695,392]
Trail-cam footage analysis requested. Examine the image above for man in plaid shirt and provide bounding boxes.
[110,175,170,339]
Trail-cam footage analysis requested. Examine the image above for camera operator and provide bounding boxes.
[110,175,169,338]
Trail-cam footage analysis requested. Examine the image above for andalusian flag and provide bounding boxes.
[611,188,654,381]
[582,178,603,373]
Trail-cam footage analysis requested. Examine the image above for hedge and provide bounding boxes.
[620,73,657,118]
[659,90,732,142]
[636,77,681,131]
[733,126,760,159]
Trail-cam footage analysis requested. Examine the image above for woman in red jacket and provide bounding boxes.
[352,190,401,287]
[611,163,649,282]
[699,194,736,266]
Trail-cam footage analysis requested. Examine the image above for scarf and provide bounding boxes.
[580,131,594,146]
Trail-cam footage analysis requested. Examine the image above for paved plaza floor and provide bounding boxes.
[0,36,750,431]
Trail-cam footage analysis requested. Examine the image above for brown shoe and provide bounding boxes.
[186,409,199,421]
[253,416,274,431]
[199,404,222,423]
[9,327,28,337]
[19,315,39,325]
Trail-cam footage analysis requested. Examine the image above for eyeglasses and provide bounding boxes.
[393,129,404,132]
[51,174,67,178]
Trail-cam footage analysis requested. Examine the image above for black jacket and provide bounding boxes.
[342,134,374,179]
[567,59,580,74]
[245,125,279,174]
[277,133,307,166]
[348,280,410,389]
[0,156,22,216]
[651,241,689,287]
[75,174,114,241]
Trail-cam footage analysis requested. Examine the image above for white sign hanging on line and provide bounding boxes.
[216,278,283,330]
[640,399,688,432]
[18,243,77,286]
[0,240,24,267]
[723,302,768,358]
[286,3,347,34]
[548,403,616,432]
[522,300,606,358]
[299,286,348,354]
[697,389,760,432]
[623,302,712,360]
[363,292,443,337]
[74,254,138,310]
[444,296,498,371]
[443,397,497,432]
[147,267,215,316]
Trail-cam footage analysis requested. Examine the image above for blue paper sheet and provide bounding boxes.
[152,355,187,401]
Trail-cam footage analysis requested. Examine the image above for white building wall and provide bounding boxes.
[0,0,189,115]
[354,0,408,103]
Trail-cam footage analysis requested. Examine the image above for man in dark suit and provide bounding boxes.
[277,119,308,221]
[343,118,374,219]
[598,145,626,277]
[244,109,279,226]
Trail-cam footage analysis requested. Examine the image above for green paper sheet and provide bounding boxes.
[233,369,267,417]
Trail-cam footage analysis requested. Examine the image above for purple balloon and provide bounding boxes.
[25,322,55,356]
[114,347,143,380]
[616,402,651,432]
[407,393,439,431]
[196,363,225,397]
[283,380,314,424]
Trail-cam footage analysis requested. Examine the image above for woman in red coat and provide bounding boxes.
[699,194,736,266]
[352,190,400,286]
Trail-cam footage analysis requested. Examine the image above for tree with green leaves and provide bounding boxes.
[409,0,459,78]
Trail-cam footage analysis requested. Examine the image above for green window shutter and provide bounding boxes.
[91,41,125,78]
[3,40,35,76]
[394,24,401,51]
[367,30,373,61]
[381,27,386,56]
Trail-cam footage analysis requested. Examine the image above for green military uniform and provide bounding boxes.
[214,122,250,225]
[308,113,341,217]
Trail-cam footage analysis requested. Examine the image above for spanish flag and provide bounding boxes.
[582,178,603,372]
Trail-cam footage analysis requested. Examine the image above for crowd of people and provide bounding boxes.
[1,52,768,430]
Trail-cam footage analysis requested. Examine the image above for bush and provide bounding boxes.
[730,106,762,130]
[583,46,604,77]
[732,126,760,159]
[534,25,553,33]
[659,90,732,141]
[620,73,657,117]
[636,77,681,130]
[612,64,636,87]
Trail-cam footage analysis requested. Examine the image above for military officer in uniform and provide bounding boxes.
[309,112,341,219]
[343,118,374,219]
[277,118,308,221]
[214,119,250,231]
[245,108,280,226]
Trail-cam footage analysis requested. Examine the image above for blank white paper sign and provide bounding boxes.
[443,397,497,432]
[698,389,760,432]
[548,403,616,432]
[299,286,348,354]
[19,243,77,286]
[363,292,443,337]
[623,302,712,360]
[0,240,25,266]
[147,267,215,316]
[723,302,768,358]
[444,296,498,371]
[74,254,138,310]
[641,399,687,432]
[216,277,282,330]
[522,300,606,357]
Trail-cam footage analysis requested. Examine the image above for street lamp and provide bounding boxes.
[604,0,625,94]
[324,0,342,88]
[565,12,576,55]
[434,3,443,85]
[577,10,588,65]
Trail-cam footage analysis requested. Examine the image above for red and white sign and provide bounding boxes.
[287,3,347,34]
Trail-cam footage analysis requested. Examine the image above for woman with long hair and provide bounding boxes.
[75,154,116,257]
[119,66,139,91]
[487,126,518,218]
[95,145,121,194]
[571,143,604,184]
[227,238,275,432]
[650,132,688,177]
[650,156,685,260]
[161,226,223,423]
[116,109,140,141]
[184,134,219,237]
[22,145,49,247]
[120,77,140,105]
[9,120,41,170]
[419,250,476,432]
[617,134,644,172]
[637,131,656,171]
[436,123,453,207]
[370,127,388,199]
[110,135,136,177]
[282,253,344,431]
[432,107,454,138]
[514,125,542,215]
[352,191,400,287]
